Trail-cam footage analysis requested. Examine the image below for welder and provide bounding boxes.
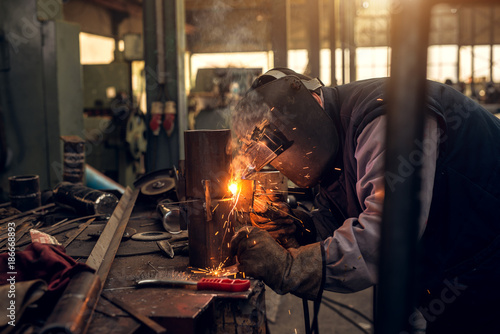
[230,68,500,333]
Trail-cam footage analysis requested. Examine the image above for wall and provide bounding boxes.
[0,0,83,198]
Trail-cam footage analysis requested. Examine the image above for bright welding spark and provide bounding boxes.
[229,182,238,195]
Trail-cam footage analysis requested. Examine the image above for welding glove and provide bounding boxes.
[230,226,324,300]
[251,184,316,248]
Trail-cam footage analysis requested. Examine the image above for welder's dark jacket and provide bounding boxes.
[314,78,500,299]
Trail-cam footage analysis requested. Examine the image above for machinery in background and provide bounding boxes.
[82,60,147,188]
[187,67,262,130]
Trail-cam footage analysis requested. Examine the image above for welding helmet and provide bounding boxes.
[232,68,339,187]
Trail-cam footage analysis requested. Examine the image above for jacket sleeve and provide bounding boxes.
[312,115,438,293]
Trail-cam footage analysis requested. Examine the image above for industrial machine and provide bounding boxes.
[187,67,262,130]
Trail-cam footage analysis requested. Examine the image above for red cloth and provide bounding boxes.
[0,242,94,293]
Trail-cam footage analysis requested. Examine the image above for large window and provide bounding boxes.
[427,45,458,83]
[79,32,115,64]
[356,47,390,81]
[459,45,491,83]
[189,52,270,92]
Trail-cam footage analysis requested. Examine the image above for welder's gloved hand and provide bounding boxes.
[230,227,324,300]
[251,184,316,248]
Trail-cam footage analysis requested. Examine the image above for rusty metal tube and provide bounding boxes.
[184,129,235,269]
[40,271,101,334]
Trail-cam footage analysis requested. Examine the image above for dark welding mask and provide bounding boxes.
[232,69,338,187]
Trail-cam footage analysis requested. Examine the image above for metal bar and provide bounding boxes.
[95,188,139,282]
[101,292,167,334]
[41,187,138,334]
[203,180,212,221]
[62,218,96,249]
[87,188,137,278]
[0,203,54,226]
[376,0,431,333]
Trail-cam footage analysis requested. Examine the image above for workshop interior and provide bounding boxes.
[1,0,500,333]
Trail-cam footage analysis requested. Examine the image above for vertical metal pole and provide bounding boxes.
[470,8,475,97]
[175,0,188,161]
[272,0,289,68]
[340,0,345,84]
[348,0,356,82]
[308,0,321,78]
[329,0,337,86]
[376,1,431,333]
[457,8,461,84]
[144,0,186,170]
[143,0,158,172]
[489,5,494,82]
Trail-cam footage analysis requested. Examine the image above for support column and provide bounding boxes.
[329,0,337,86]
[143,0,186,172]
[308,0,320,78]
[272,0,289,68]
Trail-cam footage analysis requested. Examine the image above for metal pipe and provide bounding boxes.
[329,0,336,86]
[184,129,236,270]
[308,0,320,78]
[340,0,345,84]
[41,271,102,334]
[155,0,165,85]
[376,0,431,332]
[347,0,356,82]
[272,0,289,68]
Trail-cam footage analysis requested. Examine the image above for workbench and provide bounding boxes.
[76,195,267,334]
[1,193,268,334]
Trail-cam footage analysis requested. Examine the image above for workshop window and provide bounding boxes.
[189,52,270,93]
[459,45,492,83]
[356,47,391,81]
[427,45,458,83]
[79,32,115,65]
[494,45,500,83]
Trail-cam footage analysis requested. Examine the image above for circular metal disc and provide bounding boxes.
[140,177,175,196]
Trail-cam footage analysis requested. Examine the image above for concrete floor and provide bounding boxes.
[266,287,374,334]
